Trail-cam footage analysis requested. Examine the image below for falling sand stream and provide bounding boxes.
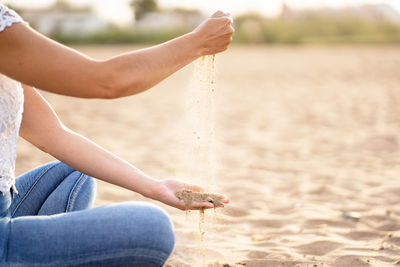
[177,54,222,266]
[195,55,217,190]
[195,54,217,266]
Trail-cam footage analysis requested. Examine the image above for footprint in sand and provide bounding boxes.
[343,230,382,241]
[246,250,269,259]
[224,206,250,217]
[389,236,400,246]
[332,255,370,267]
[376,221,400,231]
[295,240,342,256]
[303,219,353,229]
[240,259,305,267]
[248,218,284,228]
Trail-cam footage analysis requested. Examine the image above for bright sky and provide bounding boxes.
[5,0,400,25]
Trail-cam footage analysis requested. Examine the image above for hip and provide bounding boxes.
[0,189,12,218]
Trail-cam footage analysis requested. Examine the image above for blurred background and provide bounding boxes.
[5,0,400,45]
[6,0,400,266]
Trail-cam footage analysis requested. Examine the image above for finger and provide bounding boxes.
[178,204,214,211]
[211,11,233,23]
[226,16,234,25]
[216,16,233,26]
[220,25,235,35]
[174,197,214,210]
[192,202,215,210]
[190,206,214,211]
[211,10,226,18]
[194,200,225,209]
[191,200,215,209]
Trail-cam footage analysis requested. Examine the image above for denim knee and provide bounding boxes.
[51,161,97,210]
[65,172,97,211]
[74,173,96,198]
[148,204,175,256]
[120,202,175,258]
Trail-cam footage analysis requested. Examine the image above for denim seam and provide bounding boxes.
[11,161,64,217]
[4,217,12,264]
[6,247,169,267]
[65,173,87,212]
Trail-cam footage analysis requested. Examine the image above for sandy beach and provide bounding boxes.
[15,45,400,267]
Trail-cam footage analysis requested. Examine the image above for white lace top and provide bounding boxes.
[0,4,28,195]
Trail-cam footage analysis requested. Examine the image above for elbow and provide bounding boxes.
[98,79,125,100]
[37,143,50,154]
[102,84,133,100]
[95,60,143,99]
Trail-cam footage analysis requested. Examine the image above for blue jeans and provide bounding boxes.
[0,161,175,266]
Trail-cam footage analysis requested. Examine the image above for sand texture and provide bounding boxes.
[15,46,400,267]
[175,189,226,209]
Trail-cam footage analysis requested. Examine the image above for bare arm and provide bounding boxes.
[0,12,233,99]
[19,85,226,210]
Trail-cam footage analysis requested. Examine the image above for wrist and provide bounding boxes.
[185,31,205,58]
[141,176,162,199]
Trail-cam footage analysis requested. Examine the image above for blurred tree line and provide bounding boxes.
[130,0,158,20]
[233,13,400,45]
[51,0,400,45]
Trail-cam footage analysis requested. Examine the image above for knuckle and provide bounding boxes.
[223,17,232,24]
[211,10,225,19]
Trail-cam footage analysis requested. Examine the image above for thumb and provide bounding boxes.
[211,10,228,18]
[210,11,233,25]
[185,184,205,193]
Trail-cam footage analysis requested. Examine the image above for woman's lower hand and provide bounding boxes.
[150,179,228,211]
[191,10,235,56]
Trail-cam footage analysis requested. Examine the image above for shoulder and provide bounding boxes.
[0,4,27,32]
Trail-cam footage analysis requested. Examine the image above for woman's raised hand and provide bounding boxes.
[191,11,235,56]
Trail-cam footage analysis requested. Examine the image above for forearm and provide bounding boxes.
[47,127,159,199]
[0,24,200,99]
[0,13,232,99]
[103,32,200,98]
[19,83,229,210]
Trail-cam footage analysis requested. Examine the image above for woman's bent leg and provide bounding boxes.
[37,169,96,215]
[3,202,175,267]
[10,161,96,217]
